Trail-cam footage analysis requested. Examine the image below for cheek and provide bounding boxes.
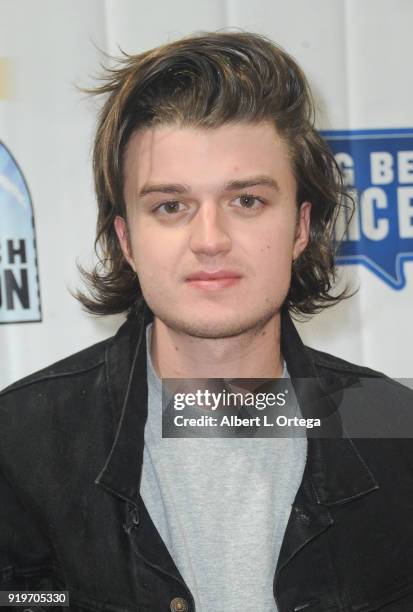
[256,229,295,266]
[131,228,180,282]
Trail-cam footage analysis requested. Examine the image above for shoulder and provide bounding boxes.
[306,345,412,399]
[0,334,120,478]
[0,336,115,449]
[0,336,112,398]
[305,346,413,442]
[0,334,123,518]
[0,315,137,447]
[0,336,116,440]
[306,345,413,412]
[306,346,387,378]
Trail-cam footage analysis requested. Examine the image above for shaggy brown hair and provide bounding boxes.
[77,31,352,316]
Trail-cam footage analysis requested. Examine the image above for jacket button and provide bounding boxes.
[170,596,189,611]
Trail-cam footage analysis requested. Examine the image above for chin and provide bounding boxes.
[154,308,278,340]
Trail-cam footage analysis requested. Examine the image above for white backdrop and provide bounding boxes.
[1,0,412,389]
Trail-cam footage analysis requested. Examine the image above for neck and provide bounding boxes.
[150,314,283,379]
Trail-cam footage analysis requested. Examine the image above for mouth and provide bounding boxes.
[185,270,242,290]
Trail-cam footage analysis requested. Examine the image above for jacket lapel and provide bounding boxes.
[276,308,379,575]
[95,300,151,510]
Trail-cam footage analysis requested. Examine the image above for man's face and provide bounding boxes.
[116,121,310,339]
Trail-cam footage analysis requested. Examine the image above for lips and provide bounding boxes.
[185,270,242,290]
[186,270,242,281]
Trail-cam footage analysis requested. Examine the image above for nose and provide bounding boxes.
[189,201,232,256]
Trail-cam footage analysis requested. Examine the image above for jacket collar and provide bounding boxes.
[95,300,150,506]
[95,302,378,509]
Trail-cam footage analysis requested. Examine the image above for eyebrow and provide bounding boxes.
[137,175,280,198]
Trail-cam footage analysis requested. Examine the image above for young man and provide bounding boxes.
[1,32,413,612]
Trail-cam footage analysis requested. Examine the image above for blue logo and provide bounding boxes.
[0,142,41,323]
[322,128,413,289]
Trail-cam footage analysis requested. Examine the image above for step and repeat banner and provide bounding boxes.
[1,0,412,388]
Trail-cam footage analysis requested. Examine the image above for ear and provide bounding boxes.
[293,201,311,260]
[114,215,136,272]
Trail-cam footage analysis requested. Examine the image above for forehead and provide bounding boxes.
[123,121,296,199]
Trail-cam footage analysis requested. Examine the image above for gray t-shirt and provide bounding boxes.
[140,324,307,612]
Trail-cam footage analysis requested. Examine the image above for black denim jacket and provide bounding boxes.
[1,305,413,612]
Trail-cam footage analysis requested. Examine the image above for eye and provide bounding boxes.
[155,200,186,215]
[233,194,265,210]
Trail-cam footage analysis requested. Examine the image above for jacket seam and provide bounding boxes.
[0,359,105,397]
[0,562,56,584]
[311,358,384,377]
[104,343,120,434]
[0,562,55,574]
[351,578,413,611]
[306,347,385,377]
